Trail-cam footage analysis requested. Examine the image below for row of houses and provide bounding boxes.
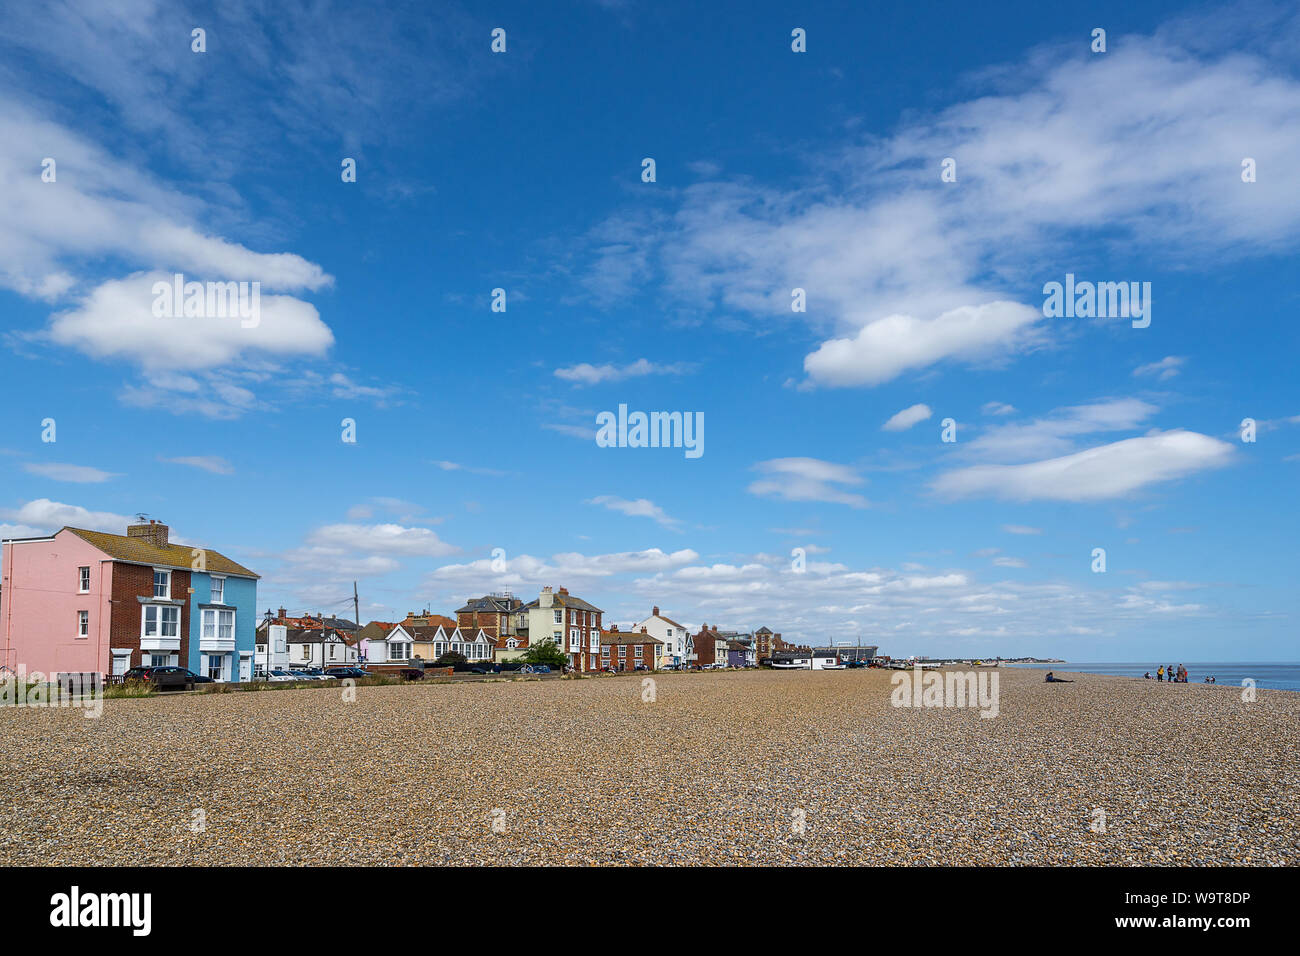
[0,519,810,682]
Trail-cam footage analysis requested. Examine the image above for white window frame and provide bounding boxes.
[78,566,91,593]
[142,604,180,638]
[152,568,171,599]
[209,576,225,604]
[77,610,89,637]
[553,609,562,624]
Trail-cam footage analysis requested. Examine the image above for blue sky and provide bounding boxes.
[2,0,1297,660]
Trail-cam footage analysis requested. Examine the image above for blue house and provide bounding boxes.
[186,566,259,682]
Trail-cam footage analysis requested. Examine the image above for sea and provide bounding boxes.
[1004,662,1300,693]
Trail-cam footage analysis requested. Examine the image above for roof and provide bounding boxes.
[287,628,354,645]
[600,628,663,646]
[65,526,258,578]
[518,591,603,613]
[645,611,686,629]
[455,596,520,614]
[755,626,773,634]
[356,621,399,642]
[406,613,458,630]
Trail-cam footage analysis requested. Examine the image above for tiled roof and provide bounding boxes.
[455,596,519,614]
[600,628,663,646]
[66,526,258,577]
[356,621,399,642]
[287,628,355,645]
[407,614,458,630]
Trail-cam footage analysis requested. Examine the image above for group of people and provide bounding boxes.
[1146,664,1189,682]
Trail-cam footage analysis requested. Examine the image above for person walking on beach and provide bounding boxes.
[1157,665,1164,681]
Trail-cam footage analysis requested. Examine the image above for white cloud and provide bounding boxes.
[964,398,1160,462]
[554,358,693,385]
[0,498,133,534]
[307,523,459,557]
[1133,356,1186,381]
[992,556,1028,568]
[748,458,869,509]
[982,402,1017,416]
[160,456,233,475]
[803,302,1042,388]
[932,431,1234,502]
[882,403,933,432]
[45,273,333,371]
[576,23,1300,387]
[1002,525,1042,535]
[22,462,117,483]
[587,495,682,529]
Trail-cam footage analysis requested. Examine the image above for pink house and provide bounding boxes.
[1,520,259,681]
[1,530,115,678]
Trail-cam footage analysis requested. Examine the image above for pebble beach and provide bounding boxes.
[2,668,1296,866]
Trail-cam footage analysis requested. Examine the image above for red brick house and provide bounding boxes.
[598,625,664,671]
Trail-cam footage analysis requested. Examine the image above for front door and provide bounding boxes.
[238,655,252,682]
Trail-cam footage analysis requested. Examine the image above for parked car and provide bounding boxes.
[122,665,194,691]
[265,669,298,682]
[287,669,326,681]
[324,666,369,679]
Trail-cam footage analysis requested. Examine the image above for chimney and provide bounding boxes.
[652,606,659,617]
[539,586,553,608]
[611,623,619,632]
[558,587,568,595]
[127,518,169,548]
[278,607,286,620]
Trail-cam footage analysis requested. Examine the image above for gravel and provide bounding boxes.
[1,668,1296,865]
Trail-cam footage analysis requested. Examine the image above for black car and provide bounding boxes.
[324,667,370,679]
[122,666,195,691]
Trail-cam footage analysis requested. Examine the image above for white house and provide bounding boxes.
[629,606,694,666]
[255,622,291,676]
[287,627,360,669]
[408,624,494,662]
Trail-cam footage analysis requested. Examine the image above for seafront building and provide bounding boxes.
[0,519,259,681]
[512,586,603,672]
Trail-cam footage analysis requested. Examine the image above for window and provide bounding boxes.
[78,566,90,593]
[634,646,643,659]
[553,609,562,624]
[552,631,562,643]
[618,646,626,659]
[601,646,610,659]
[210,577,224,604]
[152,569,170,599]
[142,605,179,638]
[506,638,518,649]
[201,608,235,642]
[207,654,225,681]
[77,610,89,637]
